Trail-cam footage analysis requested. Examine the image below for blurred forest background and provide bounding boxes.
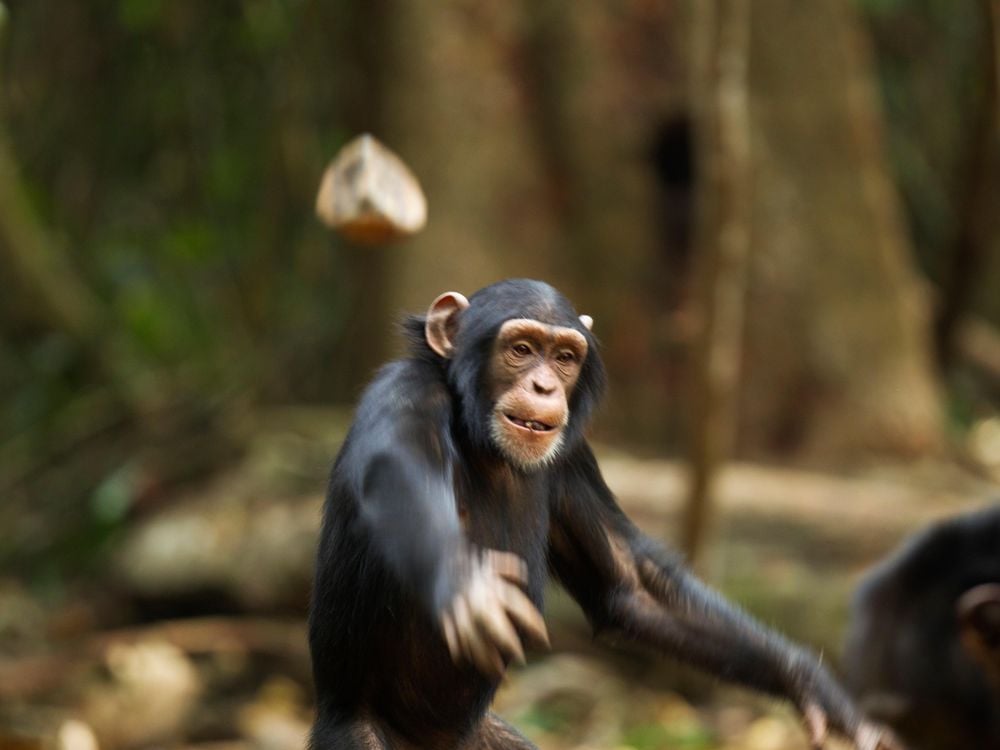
[0,1,999,749]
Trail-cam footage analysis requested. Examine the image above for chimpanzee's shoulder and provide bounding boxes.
[353,357,453,424]
[856,504,1000,604]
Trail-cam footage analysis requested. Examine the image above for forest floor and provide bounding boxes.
[0,407,996,750]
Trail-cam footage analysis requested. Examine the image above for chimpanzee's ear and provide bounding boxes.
[579,314,594,331]
[425,292,470,358]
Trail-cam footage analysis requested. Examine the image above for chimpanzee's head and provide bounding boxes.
[412,279,606,469]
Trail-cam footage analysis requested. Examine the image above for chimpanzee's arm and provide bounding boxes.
[549,444,892,748]
[336,364,466,613]
[336,363,546,675]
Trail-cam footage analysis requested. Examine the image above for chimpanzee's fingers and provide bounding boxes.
[878,732,906,750]
[855,724,879,750]
[499,581,550,648]
[485,549,529,587]
[802,703,827,749]
[475,595,526,665]
[466,569,525,666]
[453,592,505,678]
[441,611,460,662]
[451,596,476,661]
[854,722,899,750]
[466,623,505,678]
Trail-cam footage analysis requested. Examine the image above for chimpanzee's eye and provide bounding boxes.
[511,342,533,357]
[556,350,577,365]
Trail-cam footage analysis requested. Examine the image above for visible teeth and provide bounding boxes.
[506,415,552,432]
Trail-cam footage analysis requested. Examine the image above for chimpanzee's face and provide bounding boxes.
[486,318,588,469]
[423,282,600,468]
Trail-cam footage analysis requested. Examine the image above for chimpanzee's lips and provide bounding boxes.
[504,414,555,433]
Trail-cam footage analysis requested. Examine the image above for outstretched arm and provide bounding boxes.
[548,444,899,750]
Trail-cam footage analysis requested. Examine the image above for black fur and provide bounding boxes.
[844,505,1000,749]
[309,279,870,750]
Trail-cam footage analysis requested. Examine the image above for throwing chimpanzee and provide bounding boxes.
[308,279,899,750]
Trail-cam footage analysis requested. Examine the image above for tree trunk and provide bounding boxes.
[934,0,999,370]
[383,2,688,443]
[379,2,553,316]
[740,0,944,461]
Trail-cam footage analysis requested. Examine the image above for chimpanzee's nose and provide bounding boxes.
[532,368,558,396]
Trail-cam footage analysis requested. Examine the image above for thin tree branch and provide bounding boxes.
[682,0,752,571]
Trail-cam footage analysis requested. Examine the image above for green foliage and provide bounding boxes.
[242,0,295,51]
[91,462,139,523]
[0,1,356,412]
[517,699,581,736]
[620,721,715,750]
[117,0,164,31]
[0,1,362,571]
[855,0,909,16]
[518,694,716,750]
[858,0,992,288]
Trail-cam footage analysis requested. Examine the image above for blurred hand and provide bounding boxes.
[802,703,906,750]
[439,549,549,679]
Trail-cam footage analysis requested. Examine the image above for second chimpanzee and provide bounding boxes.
[844,506,1000,749]
[308,279,898,750]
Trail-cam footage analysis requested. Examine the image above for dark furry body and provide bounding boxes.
[844,505,1000,749]
[309,369,545,746]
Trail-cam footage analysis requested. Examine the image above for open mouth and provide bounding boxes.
[504,414,555,433]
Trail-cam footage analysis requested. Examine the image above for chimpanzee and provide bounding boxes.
[844,505,1000,749]
[309,279,898,750]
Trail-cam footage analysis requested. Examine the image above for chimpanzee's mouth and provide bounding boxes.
[504,414,555,433]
